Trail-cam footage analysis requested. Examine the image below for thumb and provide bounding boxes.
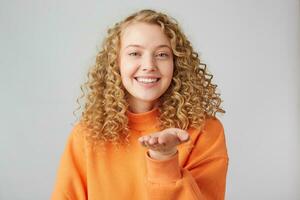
[176,131,190,142]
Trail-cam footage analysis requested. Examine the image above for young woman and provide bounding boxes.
[52,9,229,200]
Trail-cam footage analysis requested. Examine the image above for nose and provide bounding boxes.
[141,55,157,71]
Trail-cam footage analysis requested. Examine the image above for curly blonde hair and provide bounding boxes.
[74,9,225,146]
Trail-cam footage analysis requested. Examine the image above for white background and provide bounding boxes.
[1,0,299,199]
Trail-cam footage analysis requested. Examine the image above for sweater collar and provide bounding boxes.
[126,107,160,131]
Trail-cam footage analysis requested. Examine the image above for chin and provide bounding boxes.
[133,93,162,102]
[137,96,160,102]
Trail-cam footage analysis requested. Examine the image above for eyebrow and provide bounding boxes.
[125,44,172,50]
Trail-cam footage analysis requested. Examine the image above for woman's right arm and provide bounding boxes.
[51,124,88,200]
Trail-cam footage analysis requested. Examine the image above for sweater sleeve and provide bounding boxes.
[51,123,88,200]
[144,117,229,200]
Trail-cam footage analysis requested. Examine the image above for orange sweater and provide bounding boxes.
[51,107,229,200]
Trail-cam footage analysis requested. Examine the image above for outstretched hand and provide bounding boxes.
[138,128,190,160]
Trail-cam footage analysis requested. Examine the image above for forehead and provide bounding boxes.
[120,22,171,48]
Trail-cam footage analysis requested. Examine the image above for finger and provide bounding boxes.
[143,135,151,141]
[138,137,149,147]
[140,140,148,147]
[138,137,144,143]
[148,136,158,145]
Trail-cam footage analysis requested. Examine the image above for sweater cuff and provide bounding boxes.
[145,150,181,183]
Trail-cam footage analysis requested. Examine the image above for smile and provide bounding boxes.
[134,77,160,83]
[133,77,161,88]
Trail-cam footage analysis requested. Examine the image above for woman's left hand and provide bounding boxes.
[138,128,190,160]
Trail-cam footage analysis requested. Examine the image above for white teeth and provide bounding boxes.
[135,77,159,83]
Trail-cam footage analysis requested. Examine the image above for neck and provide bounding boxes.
[128,98,159,114]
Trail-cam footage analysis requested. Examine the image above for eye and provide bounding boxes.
[156,52,169,58]
[128,52,140,56]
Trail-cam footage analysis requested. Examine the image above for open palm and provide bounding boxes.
[138,128,190,159]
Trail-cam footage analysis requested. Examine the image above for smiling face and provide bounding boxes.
[118,22,174,113]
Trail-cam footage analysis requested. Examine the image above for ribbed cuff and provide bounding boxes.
[145,151,182,183]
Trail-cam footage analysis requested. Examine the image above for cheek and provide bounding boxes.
[120,63,138,80]
[162,62,174,79]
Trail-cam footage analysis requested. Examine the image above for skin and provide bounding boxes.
[118,22,189,160]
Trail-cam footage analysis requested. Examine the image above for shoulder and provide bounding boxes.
[70,121,92,136]
[188,116,225,142]
[202,116,224,136]
[66,122,90,147]
[196,116,227,152]
[185,116,228,163]
[71,121,89,133]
